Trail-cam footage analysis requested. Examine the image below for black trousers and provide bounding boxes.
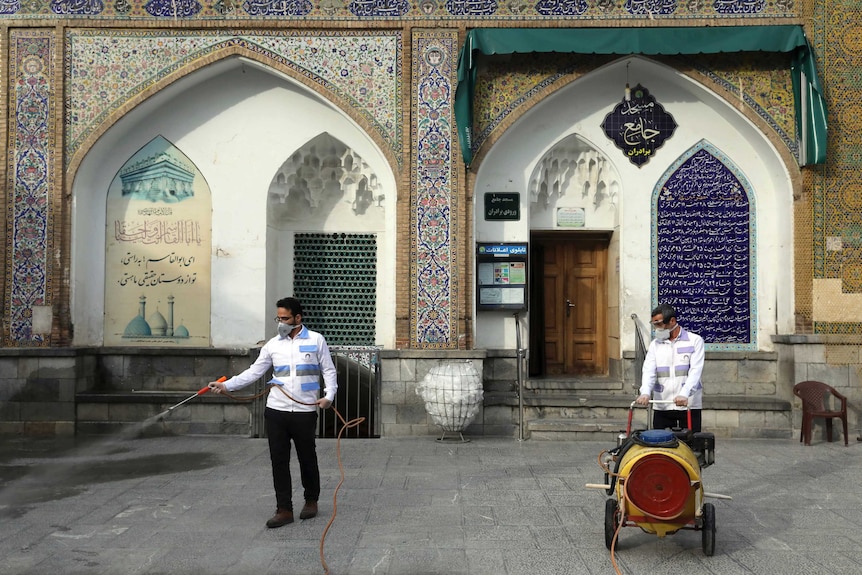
[264,407,319,511]
[652,409,702,433]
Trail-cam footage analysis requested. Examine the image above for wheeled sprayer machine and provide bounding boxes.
[586,400,731,565]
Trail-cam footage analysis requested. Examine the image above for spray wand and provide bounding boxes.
[155,376,227,421]
[149,377,363,575]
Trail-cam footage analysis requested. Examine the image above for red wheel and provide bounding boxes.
[624,454,690,520]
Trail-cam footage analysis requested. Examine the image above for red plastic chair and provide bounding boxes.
[793,381,848,446]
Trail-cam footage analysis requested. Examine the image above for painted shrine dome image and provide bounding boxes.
[122,295,189,339]
[123,313,151,337]
[148,310,168,336]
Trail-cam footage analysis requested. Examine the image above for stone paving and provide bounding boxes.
[1,433,861,574]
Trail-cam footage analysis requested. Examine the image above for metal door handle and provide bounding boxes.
[566,298,575,317]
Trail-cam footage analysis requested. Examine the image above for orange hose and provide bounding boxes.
[219,383,364,575]
[610,494,626,575]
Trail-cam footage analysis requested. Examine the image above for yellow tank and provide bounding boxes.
[615,430,703,537]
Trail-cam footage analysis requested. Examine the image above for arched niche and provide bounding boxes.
[72,57,397,347]
[528,133,621,230]
[473,56,794,354]
[265,132,385,345]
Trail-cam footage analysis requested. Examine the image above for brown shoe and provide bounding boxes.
[266,508,294,528]
[299,501,318,520]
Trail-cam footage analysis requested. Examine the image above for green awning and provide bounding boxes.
[455,26,827,167]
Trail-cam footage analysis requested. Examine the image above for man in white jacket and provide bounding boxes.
[209,297,337,528]
[636,303,705,432]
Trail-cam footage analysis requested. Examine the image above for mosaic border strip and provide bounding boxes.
[0,0,799,20]
[65,30,402,169]
[814,322,862,335]
[5,29,55,346]
[682,56,798,160]
[809,0,827,286]
[651,139,758,351]
[813,12,858,280]
[474,68,573,159]
[410,30,459,347]
[809,5,862,333]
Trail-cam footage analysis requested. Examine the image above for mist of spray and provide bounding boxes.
[0,378,224,510]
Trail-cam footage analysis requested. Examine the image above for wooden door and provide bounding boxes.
[540,237,608,376]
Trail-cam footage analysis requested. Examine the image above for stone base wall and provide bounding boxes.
[75,392,255,436]
[474,339,861,442]
[1,337,860,443]
[0,348,256,437]
[376,348,798,440]
[0,350,82,436]
[378,350,489,438]
[774,335,862,443]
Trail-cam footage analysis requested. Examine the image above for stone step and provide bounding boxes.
[74,419,249,437]
[524,377,631,393]
[486,391,792,412]
[485,391,639,410]
[507,392,794,440]
[526,418,633,441]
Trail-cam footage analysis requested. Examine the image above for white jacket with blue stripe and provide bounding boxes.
[224,326,338,412]
[639,327,705,410]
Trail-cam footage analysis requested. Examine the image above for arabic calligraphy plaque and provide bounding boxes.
[654,147,753,346]
[536,0,588,15]
[601,84,677,167]
[445,0,498,15]
[348,0,409,17]
[625,0,677,15]
[244,0,313,16]
[143,0,201,16]
[51,0,104,15]
[714,0,766,15]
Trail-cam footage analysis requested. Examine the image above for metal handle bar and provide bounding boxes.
[628,399,679,408]
[626,399,692,435]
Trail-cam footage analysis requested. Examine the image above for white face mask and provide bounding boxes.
[278,322,300,338]
[654,327,671,341]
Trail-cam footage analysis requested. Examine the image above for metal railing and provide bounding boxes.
[320,346,381,438]
[631,313,650,391]
[251,346,381,439]
[631,313,652,424]
[514,312,526,441]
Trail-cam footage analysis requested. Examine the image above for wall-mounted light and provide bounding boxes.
[624,61,631,101]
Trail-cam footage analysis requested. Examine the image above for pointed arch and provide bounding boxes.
[528,133,620,230]
[265,132,385,346]
[66,45,400,189]
[69,48,399,347]
[468,55,801,189]
[266,132,384,226]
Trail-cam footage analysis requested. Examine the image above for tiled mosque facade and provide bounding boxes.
[2,1,862,440]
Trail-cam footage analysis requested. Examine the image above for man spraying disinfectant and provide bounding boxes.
[208,297,337,528]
